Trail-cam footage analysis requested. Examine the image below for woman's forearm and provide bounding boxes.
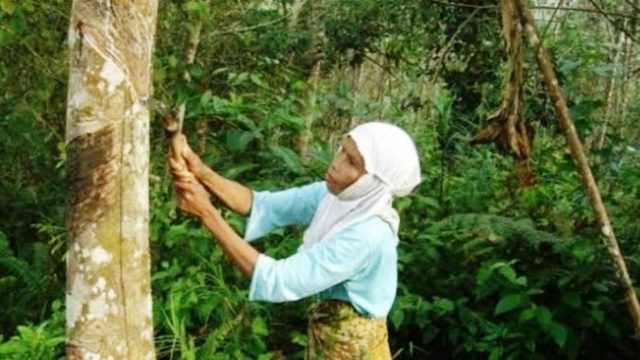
[200,206,259,277]
[198,167,253,216]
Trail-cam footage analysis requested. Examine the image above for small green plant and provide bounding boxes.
[0,300,64,360]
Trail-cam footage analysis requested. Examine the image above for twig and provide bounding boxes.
[430,7,482,84]
[541,0,564,39]
[533,5,637,20]
[623,0,640,12]
[430,0,639,20]
[206,7,300,39]
[587,0,638,44]
[429,0,494,10]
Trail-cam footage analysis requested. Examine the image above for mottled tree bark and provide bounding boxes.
[515,0,640,338]
[65,1,158,358]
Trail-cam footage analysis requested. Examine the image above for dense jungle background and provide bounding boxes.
[1,0,640,358]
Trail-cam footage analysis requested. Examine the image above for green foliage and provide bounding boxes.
[0,230,60,338]
[2,0,640,359]
[0,300,64,360]
[391,136,639,358]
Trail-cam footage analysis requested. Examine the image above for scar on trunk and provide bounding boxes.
[66,124,119,240]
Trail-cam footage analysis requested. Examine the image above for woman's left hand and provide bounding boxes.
[169,157,214,219]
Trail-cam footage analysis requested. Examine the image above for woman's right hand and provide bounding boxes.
[175,134,207,178]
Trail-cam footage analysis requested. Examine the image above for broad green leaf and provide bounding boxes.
[269,144,303,173]
[489,347,503,360]
[225,130,255,153]
[199,90,213,107]
[495,294,522,315]
[249,73,265,87]
[518,307,536,323]
[0,0,15,14]
[559,58,581,74]
[498,265,519,284]
[549,322,568,347]
[433,297,455,314]
[291,330,307,347]
[536,306,553,329]
[251,317,269,336]
[232,72,249,85]
[561,292,581,309]
[389,308,405,330]
[590,309,604,324]
[225,163,258,179]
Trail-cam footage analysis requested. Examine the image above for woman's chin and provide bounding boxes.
[325,181,340,195]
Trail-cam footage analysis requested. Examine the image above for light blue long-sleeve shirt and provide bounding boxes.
[245,181,397,318]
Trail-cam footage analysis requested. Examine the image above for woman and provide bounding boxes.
[170,122,421,359]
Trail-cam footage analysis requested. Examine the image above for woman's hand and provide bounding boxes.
[174,134,207,178]
[169,157,214,219]
[169,156,259,277]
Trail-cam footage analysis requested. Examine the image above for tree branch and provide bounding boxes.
[515,0,640,338]
[587,0,638,44]
[623,0,640,12]
[541,0,563,39]
[429,0,640,21]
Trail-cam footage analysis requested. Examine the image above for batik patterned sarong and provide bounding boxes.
[306,301,391,360]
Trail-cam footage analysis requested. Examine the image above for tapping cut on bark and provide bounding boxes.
[66,124,118,242]
[65,1,158,358]
[515,0,640,338]
[471,0,535,186]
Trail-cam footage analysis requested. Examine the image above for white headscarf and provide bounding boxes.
[301,122,421,249]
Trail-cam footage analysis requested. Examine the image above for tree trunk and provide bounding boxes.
[65,1,158,358]
[594,31,623,150]
[297,60,322,163]
[471,0,535,186]
[515,0,640,338]
[183,0,210,82]
[296,0,324,163]
[618,32,633,136]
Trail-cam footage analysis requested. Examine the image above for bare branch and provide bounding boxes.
[541,0,564,39]
[587,0,638,43]
[429,0,640,21]
[623,0,640,12]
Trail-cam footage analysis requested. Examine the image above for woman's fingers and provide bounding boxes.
[168,157,184,173]
[178,136,206,173]
[169,158,196,181]
[173,179,195,191]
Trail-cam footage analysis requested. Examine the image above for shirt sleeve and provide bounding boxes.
[248,224,371,302]
[244,181,327,241]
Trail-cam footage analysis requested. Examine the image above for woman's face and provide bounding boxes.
[325,137,367,195]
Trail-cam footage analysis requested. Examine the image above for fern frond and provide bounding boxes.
[0,231,45,301]
[433,213,568,249]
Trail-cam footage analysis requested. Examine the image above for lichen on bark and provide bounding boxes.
[65,0,158,358]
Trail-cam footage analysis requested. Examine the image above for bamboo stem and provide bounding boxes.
[515,0,640,338]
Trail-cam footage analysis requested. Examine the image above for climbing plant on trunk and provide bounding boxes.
[471,0,535,186]
[65,0,158,358]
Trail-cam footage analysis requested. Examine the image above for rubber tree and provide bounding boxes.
[64,0,158,358]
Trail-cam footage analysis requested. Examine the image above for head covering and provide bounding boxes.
[302,122,421,249]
